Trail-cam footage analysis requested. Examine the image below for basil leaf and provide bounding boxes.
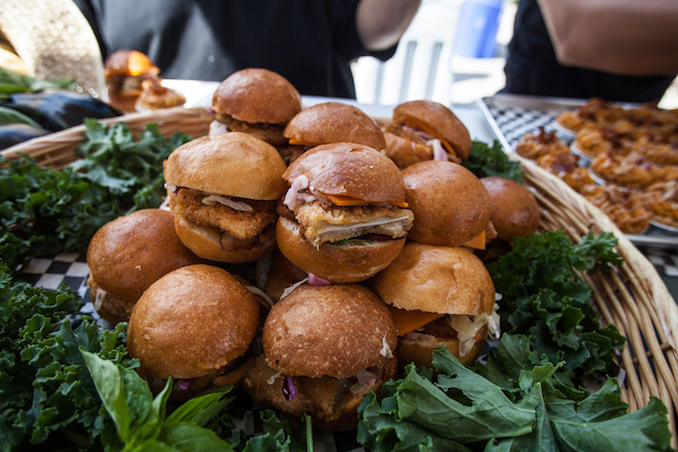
[165,390,234,426]
[0,106,42,127]
[159,422,235,451]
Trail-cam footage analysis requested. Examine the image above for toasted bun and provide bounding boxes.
[382,128,432,170]
[403,160,491,246]
[263,283,397,378]
[127,264,260,379]
[481,176,541,240]
[393,100,472,160]
[174,214,276,263]
[104,49,159,78]
[283,102,386,150]
[370,242,495,315]
[398,334,487,367]
[164,132,287,200]
[212,68,302,124]
[284,142,406,204]
[86,209,202,303]
[276,216,405,283]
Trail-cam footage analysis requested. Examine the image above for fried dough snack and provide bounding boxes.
[537,152,595,193]
[643,180,678,229]
[630,134,678,166]
[515,127,570,160]
[580,184,651,234]
[589,152,676,190]
[556,98,626,133]
[573,126,631,159]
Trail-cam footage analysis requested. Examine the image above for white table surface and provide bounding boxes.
[161,79,497,145]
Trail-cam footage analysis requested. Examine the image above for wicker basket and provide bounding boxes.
[2,106,677,448]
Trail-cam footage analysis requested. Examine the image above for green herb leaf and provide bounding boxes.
[486,230,626,380]
[0,264,134,451]
[462,140,523,183]
[358,342,674,451]
[0,106,42,127]
[0,67,74,100]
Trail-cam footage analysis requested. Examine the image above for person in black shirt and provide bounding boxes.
[74,0,421,99]
[504,0,678,103]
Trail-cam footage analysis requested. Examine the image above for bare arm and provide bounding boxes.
[537,0,678,75]
[356,0,422,51]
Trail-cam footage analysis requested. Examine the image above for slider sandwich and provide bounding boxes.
[370,242,500,367]
[104,49,160,112]
[86,208,202,325]
[276,142,414,283]
[209,68,302,147]
[480,176,541,241]
[382,100,472,169]
[244,283,398,431]
[281,101,386,164]
[164,132,287,263]
[127,264,261,400]
[402,160,494,249]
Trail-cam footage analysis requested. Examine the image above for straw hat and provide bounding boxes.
[0,0,105,98]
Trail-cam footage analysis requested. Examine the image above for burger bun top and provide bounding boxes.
[127,264,260,379]
[402,160,491,246]
[263,283,397,378]
[211,68,302,124]
[86,209,202,301]
[104,49,159,78]
[370,242,495,316]
[283,102,386,150]
[284,142,406,204]
[393,100,472,160]
[481,176,540,240]
[164,132,287,200]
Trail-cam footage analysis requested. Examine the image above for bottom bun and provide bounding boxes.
[244,355,397,431]
[174,214,276,263]
[275,216,405,284]
[145,355,255,402]
[398,332,486,368]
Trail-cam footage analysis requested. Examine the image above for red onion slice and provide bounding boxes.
[282,375,297,401]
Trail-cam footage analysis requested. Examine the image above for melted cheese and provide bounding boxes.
[463,230,486,250]
[448,303,501,357]
[326,193,409,209]
[388,305,444,336]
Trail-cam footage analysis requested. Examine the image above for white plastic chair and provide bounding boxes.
[351,0,464,107]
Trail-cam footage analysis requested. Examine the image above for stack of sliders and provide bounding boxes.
[85,67,543,432]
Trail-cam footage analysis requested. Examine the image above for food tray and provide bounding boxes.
[476,93,678,248]
[4,105,678,449]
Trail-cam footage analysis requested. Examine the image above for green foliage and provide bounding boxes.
[358,344,672,451]
[462,140,524,183]
[0,120,191,272]
[0,66,74,100]
[0,264,135,452]
[0,154,118,271]
[70,119,191,210]
[82,352,311,452]
[486,230,626,381]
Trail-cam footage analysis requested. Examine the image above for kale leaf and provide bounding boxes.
[486,230,626,381]
[0,264,136,452]
[462,139,524,183]
[0,120,192,272]
[358,343,672,452]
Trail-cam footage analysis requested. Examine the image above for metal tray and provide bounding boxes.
[476,94,678,248]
